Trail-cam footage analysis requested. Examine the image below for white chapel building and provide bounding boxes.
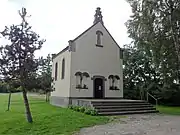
[50,7,123,107]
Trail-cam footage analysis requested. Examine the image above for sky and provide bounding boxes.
[0,0,132,57]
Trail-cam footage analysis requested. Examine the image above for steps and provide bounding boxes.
[98,110,159,116]
[91,100,159,115]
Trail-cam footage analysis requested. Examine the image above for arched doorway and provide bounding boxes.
[94,78,104,98]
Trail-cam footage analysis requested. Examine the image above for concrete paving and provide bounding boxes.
[78,114,180,135]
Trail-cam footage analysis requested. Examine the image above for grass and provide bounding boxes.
[0,93,109,135]
[157,105,180,115]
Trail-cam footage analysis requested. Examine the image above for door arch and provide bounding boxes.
[92,76,106,98]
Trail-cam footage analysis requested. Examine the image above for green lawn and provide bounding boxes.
[0,93,108,135]
[157,105,180,115]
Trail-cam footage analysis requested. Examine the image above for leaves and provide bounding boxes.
[124,0,180,105]
[0,8,45,88]
[37,54,54,93]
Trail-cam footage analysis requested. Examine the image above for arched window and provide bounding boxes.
[114,75,120,90]
[61,58,65,79]
[108,75,114,88]
[108,75,120,90]
[96,30,103,47]
[55,62,58,81]
[82,72,90,89]
[75,72,82,88]
[75,71,90,89]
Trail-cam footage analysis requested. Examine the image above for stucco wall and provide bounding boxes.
[70,22,123,98]
[51,50,71,97]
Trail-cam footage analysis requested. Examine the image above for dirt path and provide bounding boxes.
[78,114,180,135]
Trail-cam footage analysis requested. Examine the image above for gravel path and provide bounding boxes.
[78,114,180,135]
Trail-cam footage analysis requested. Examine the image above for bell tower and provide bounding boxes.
[93,7,104,25]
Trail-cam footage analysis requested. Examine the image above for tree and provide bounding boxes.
[0,78,21,111]
[38,54,54,102]
[0,8,45,123]
[126,0,180,84]
[124,0,180,105]
[123,44,161,99]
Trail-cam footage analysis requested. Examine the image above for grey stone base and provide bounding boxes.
[50,96,123,108]
[50,96,93,108]
[50,96,70,107]
[70,98,92,108]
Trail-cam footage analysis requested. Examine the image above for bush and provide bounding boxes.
[90,109,98,116]
[68,105,98,116]
[84,108,91,115]
[74,106,80,112]
[68,105,73,109]
[79,106,86,113]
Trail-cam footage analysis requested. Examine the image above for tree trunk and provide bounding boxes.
[6,92,11,111]
[22,90,33,123]
[46,92,48,102]
[46,92,50,102]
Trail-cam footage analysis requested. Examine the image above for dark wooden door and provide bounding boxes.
[94,78,104,98]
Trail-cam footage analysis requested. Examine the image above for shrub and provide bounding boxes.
[84,108,91,115]
[68,105,98,116]
[68,105,73,109]
[90,109,98,116]
[74,106,80,112]
[79,106,86,113]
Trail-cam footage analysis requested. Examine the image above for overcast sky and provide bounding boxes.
[0,0,132,57]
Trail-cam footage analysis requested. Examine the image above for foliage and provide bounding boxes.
[68,105,98,116]
[124,0,180,105]
[0,8,45,123]
[84,108,92,115]
[89,109,98,116]
[0,94,108,135]
[37,54,54,102]
[0,81,8,93]
[79,106,86,112]
[123,45,180,105]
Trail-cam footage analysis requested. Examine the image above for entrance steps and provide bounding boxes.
[89,99,159,115]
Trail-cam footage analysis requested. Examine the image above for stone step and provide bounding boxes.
[97,107,156,112]
[98,110,159,116]
[92,102,150,106]
[94,104,154,109]
[91,100,147,104]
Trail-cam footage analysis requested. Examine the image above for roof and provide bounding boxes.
[72,21,99,41]
[53,21,121,59]
[53,46,69,59]
[53,22,99,59]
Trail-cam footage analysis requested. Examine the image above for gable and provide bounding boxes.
[53,21,122,60]
[73,22,121,50]
[71,22,123,61]
[70,21,123,88]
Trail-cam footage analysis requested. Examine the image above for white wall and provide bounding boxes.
[70,22,123,98]
[51,50,71,97]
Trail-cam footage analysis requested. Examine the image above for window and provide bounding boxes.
[108,75,114,89]
[114,75,120,90]
[96,30,103,47]
[108,75,120,90]
[61,59,65,79]
[75,72,82,88]
[55,62,58,81]
[82,72,90,89]
[75,71,90,89]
